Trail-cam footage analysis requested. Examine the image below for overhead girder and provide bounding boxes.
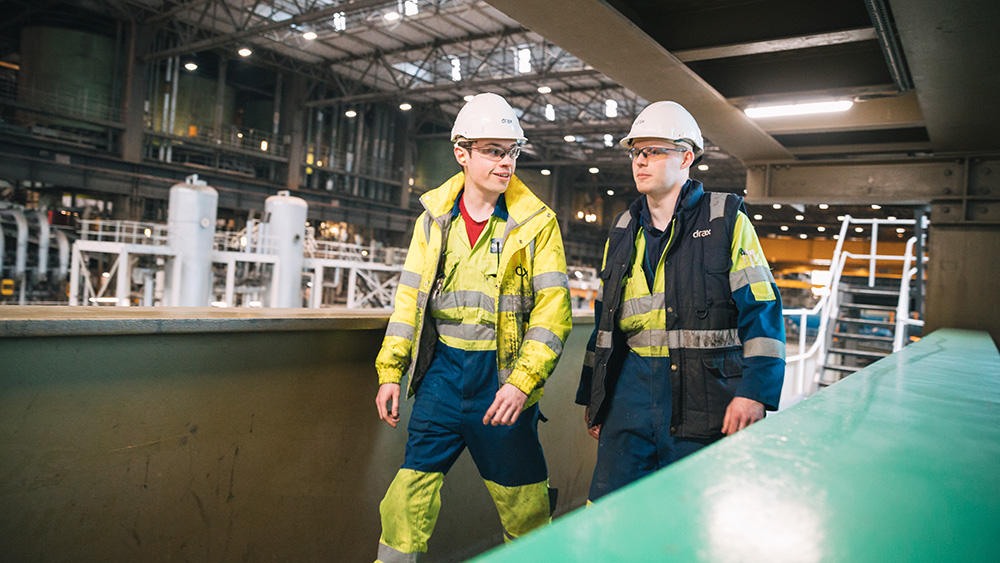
[746,156,1000,226]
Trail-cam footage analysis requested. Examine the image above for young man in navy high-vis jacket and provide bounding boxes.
[577,101,786,501]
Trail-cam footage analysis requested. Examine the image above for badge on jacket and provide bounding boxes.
[490,238,502,254]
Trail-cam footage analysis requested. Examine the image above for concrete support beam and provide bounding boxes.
[484,0,791,163]
[120,23,150,164]
[747,157,1000,224]
[747,158,970,205]
[282,75,309,191]
[926,226,1000,345]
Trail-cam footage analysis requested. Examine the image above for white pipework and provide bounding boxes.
[2,208,29,279]
[34,210,50,281]
[165,174,218,306]
[53,228,70,280]
[265,190,307,307]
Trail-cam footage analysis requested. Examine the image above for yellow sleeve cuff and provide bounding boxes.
[505,368,541,396]
[377,370,403,386]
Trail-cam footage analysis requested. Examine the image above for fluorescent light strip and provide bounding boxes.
[745,100,853,118]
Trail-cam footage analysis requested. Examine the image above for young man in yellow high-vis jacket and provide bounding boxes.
[373,93,572,562]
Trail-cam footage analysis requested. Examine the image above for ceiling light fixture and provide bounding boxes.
[238,47,252,57]
[780,225,789,231]
[871,204,882,210]
[753,214,763,221]
[540,169,551,176]
[697,164,709,171]
[537,86,551,94]
[818,203,829,209]
[384,11,401,21]
[606,190,614,196]
[464,94,475,102]
[345,110,357,118]
[795,214,804,221]
[303,31,318,40]
[184,62,198,71]
[564,135,576,142]
[772,203,782,209]
[399,102,412,111]
[745,100,853,119]
[589,167,599,174]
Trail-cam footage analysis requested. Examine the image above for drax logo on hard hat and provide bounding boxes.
[451,93,527,144]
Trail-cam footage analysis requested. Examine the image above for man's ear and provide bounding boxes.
[454,145,467,167]
[681,150,696,170]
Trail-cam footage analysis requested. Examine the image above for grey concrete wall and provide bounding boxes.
[0,310,596,563]
[926,226,1000,347]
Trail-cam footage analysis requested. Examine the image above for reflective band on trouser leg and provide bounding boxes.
[378,469,445,561]
[482,479,550,542]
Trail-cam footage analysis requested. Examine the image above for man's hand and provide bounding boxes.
[375,383,401,428]
[483,383,528,426]
[584,407,600,440]
[722,396,765,435]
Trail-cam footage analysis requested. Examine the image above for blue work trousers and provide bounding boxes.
[589,351,712,501]
[403,341,547,486]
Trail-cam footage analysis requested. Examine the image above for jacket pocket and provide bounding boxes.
[700,350,744,431]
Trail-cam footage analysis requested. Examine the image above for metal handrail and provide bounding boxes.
[781,215,928,399]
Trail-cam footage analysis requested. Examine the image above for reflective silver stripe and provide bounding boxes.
[730,265,774,292]
[433,290,495,314]
[615,212,631,229]
[528,239,536,260]
[435,319,496,341]
[415,290,429,309]
[498,293,534,313]
[620,295,650,320]
[584,350,595,369]
[744,337,786,359]
[385,322,414,339]
[596,330,613,348]
[596,281,603,302]
[533,271,569,292]
[378,542,421,563]
[399,270,422,289]
[423,213,433,243]
[710,192,727,221]
[620,293,665,320]
[524,326,564,356]
[627,328,740,350]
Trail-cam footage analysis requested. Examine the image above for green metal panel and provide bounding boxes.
[471,329,1000,562]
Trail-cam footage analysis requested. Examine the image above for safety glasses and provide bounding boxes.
[457,142,522,161]
[627,146,688,161]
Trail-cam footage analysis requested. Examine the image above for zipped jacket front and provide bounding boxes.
[376,172,572,407]
[577,180,785,438]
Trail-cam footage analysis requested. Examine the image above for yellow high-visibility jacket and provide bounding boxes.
[375,172,572,407]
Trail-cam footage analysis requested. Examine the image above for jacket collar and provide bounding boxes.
[630,178,704,227]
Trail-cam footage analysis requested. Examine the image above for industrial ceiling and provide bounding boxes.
[2,0,998,242]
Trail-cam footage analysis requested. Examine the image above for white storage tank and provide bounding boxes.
[166,175,218,307]
[265,190,307,308]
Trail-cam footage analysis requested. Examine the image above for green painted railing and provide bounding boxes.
[471,329,1000,562]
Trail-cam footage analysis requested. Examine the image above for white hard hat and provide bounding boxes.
[451,93,527,143]
[620,101,703,157]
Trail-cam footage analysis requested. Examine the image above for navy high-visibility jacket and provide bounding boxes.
[577,180,786,439]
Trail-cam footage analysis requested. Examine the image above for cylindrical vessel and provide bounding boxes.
[167,175,218,307]
[265,190,307,308]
